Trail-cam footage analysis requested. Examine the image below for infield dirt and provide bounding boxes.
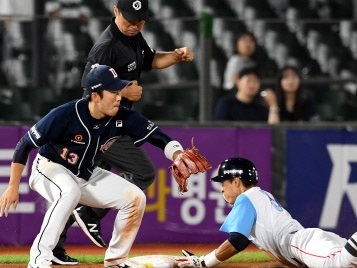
[0,244,288,267]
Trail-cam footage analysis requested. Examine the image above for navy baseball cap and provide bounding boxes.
[85,64,131,94]
[117,0,149,21]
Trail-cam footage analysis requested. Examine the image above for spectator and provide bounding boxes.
[222,31,257,91]
[270,65,318,122]
[214,67,279,124]
[222,31,278,91]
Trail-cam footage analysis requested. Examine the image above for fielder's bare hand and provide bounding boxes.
[0,185,19,217]
[121,80,143,102]
[174,47,194,62]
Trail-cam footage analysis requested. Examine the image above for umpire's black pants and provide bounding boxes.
[53,135,156,254]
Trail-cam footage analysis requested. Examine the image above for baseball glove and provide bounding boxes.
[169,138,212,193]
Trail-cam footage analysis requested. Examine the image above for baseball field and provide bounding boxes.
[0,243,288,267]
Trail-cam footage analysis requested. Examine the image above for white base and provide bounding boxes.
[130,254,181,268]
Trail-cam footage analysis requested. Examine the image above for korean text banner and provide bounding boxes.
[0,126,272,245]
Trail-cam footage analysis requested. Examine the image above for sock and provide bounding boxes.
[345,233,357,257]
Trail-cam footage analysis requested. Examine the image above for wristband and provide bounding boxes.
[164,141,183,161]
[202,250,221,267]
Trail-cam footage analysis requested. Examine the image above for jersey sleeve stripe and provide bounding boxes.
[28,133,39,148]
[133,126,158,145]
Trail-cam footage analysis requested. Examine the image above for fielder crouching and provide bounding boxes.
[0,64,210,268]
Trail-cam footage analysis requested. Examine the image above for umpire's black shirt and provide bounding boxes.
[81,17,156,108]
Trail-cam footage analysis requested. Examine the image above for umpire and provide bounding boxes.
[52,0,195,264]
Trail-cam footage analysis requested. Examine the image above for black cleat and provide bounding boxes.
[52,252,79,265]
[72,206,106,248]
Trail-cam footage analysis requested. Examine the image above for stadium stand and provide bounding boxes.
[1,0,357,121]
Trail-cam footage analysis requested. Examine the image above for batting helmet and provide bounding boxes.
[211,157,258,184]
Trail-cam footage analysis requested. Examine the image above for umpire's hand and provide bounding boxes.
[121,80,143,102]
[175,47,194,62]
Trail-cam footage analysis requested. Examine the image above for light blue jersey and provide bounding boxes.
[220,187,303,265]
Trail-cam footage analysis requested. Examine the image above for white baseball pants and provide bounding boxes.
[28,154,146,267]
[290,228,357,267]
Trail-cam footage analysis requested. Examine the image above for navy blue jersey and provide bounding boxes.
[24,99,161,180]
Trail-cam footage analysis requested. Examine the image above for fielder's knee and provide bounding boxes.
[129,187,146,214]
[132,191,146,225]
[135,188,146,211]
[118,188,146,225]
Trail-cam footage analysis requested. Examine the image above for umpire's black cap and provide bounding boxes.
[211,157,258,184]
[85,64,131,94]
[117,0,149,22]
